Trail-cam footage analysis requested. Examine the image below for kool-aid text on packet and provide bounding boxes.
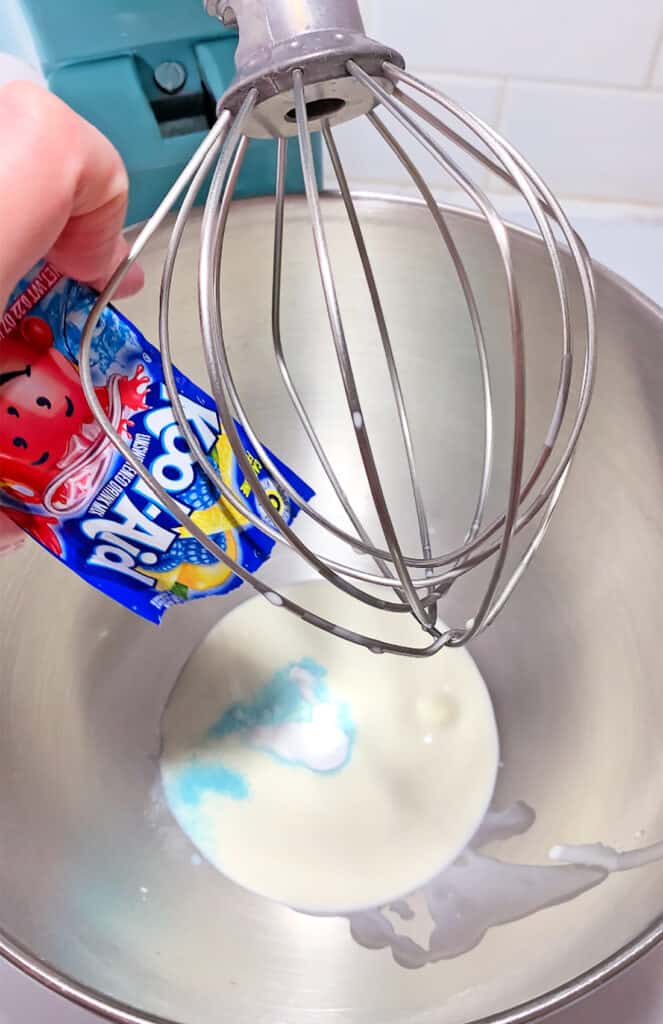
[0,261,313,623]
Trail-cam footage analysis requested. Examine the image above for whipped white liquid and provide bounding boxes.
[550,839,663,872]
[345,803,607,968]
[345,805,663,969]
[160,579,499,913]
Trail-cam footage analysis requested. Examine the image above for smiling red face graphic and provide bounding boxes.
[0,316,150,512]
[0,317,92,501]
[0,315,150,557]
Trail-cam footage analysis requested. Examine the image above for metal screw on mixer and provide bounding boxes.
[79,0,597,657]
[153,61,188,95]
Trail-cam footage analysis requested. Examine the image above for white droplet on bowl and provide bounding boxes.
[416,692,459,730]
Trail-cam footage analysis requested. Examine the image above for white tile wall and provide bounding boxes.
[368,0,663,87]
[326,74,503,192]
[334,0,663,216]
[498,82,663,204]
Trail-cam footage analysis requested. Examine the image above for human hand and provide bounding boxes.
[0,514,23,555]
[0,79,144,553]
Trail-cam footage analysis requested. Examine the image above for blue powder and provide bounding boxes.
[208,658,356,774]
[165,658,356,837]
[174,757,249,806]
[209,657,334,738]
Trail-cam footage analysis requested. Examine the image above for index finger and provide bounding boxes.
[0,80,143,312]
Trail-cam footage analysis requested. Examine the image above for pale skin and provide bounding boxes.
[0,80,143,553]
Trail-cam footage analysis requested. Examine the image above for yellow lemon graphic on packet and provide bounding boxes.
[141,434,263,594]
[141,433,247,594]
[210,434,288,524]
[142,527,239,593]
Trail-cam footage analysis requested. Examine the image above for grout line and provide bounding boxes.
[407,65,663,96]
[481,77,510,192]
[326,157,663,209]
[494,76,509,127]
[557,195,663,210]
[643,11,663,87]
[489,194,663,214]
[339,178,663,215]
[491,188,663,208]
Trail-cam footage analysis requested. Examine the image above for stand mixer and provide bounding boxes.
[5,5,663,1024]
[76,0,597,657]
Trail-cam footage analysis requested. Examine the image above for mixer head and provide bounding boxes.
[79,0,597,657]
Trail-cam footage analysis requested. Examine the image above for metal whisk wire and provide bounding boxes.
[79,0,596,658]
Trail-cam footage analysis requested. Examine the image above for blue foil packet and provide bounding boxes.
[0,262,314,623]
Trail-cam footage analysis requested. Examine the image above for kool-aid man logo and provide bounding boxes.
[82,387,220,586]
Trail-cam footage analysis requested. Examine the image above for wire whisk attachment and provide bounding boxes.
[79,0,596,657]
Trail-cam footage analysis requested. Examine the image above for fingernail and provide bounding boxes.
[115,261,145,299]
[92,258,144,301]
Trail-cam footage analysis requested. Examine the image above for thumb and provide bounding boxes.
[0,512,24,556]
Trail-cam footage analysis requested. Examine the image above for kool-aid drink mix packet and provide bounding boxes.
[0,262,313,622]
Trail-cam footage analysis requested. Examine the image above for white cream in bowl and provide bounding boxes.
[160,580,499,913]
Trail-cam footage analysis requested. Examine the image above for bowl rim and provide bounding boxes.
[1,915,662,1024]
[3,192,663,1024]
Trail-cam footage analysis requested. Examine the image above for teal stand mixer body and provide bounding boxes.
[15,0,322,224]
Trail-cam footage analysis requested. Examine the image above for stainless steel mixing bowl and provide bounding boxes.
[1,196,662,1024]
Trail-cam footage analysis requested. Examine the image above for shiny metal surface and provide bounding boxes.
[206,0,403,133]
[79,23,596,656]
[1,196,662,1023]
